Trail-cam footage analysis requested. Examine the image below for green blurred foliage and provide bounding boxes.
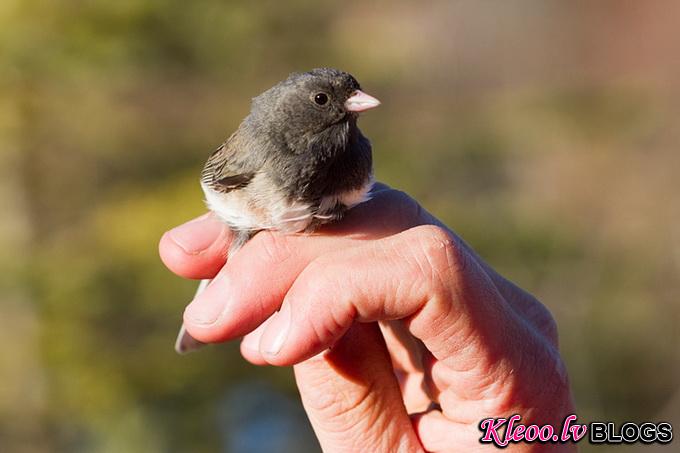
[1,1,679,452]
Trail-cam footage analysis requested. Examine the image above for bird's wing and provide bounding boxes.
[200,135,257,193]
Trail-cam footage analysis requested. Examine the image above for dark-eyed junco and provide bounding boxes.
[176,68,380,353]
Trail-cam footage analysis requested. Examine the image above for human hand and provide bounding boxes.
[159,185,575,452]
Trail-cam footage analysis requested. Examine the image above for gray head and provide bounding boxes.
[248,68,380,153]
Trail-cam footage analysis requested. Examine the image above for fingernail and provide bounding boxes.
[241,318,271,352]
[168,213,224,254]
[241,331,261,352]
[184,290,227,325]
[263,303,291,355]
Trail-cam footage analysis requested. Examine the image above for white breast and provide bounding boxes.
[202,174,374,233]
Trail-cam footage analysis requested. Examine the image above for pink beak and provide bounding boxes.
[344,90,381,112]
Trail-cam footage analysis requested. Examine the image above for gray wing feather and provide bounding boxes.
[200,135,258,193]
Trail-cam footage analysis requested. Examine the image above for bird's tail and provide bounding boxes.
[174,278,211,354]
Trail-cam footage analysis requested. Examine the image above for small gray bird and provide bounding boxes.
[176,68,380,353]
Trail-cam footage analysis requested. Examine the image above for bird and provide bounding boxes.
[176,68,381,353]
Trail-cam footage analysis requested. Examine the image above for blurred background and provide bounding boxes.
[1,1,678,451]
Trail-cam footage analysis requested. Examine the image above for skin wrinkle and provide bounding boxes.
[410,228,466,320]
[379,242,419,320]
[377,235,422,319]
[380,228,454,321]
[468,334,528,411]
[323,380,376,426]
[322,242,407,323]
[305,392,386,451]
[300,360,376,418]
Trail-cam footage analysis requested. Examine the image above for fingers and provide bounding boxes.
[294,323,423,453]
[159,213,233,279]
[256,224,513,368]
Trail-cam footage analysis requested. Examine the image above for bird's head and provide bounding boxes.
[250,68,380,152]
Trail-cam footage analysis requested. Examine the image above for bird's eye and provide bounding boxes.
[314,93,329,105]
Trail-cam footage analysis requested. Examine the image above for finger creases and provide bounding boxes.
[294,323,424,453]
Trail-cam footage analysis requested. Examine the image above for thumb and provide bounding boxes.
[294,322,423,453]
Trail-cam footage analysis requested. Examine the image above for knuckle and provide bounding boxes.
[407,225,466,279]
[411,224,454,249]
